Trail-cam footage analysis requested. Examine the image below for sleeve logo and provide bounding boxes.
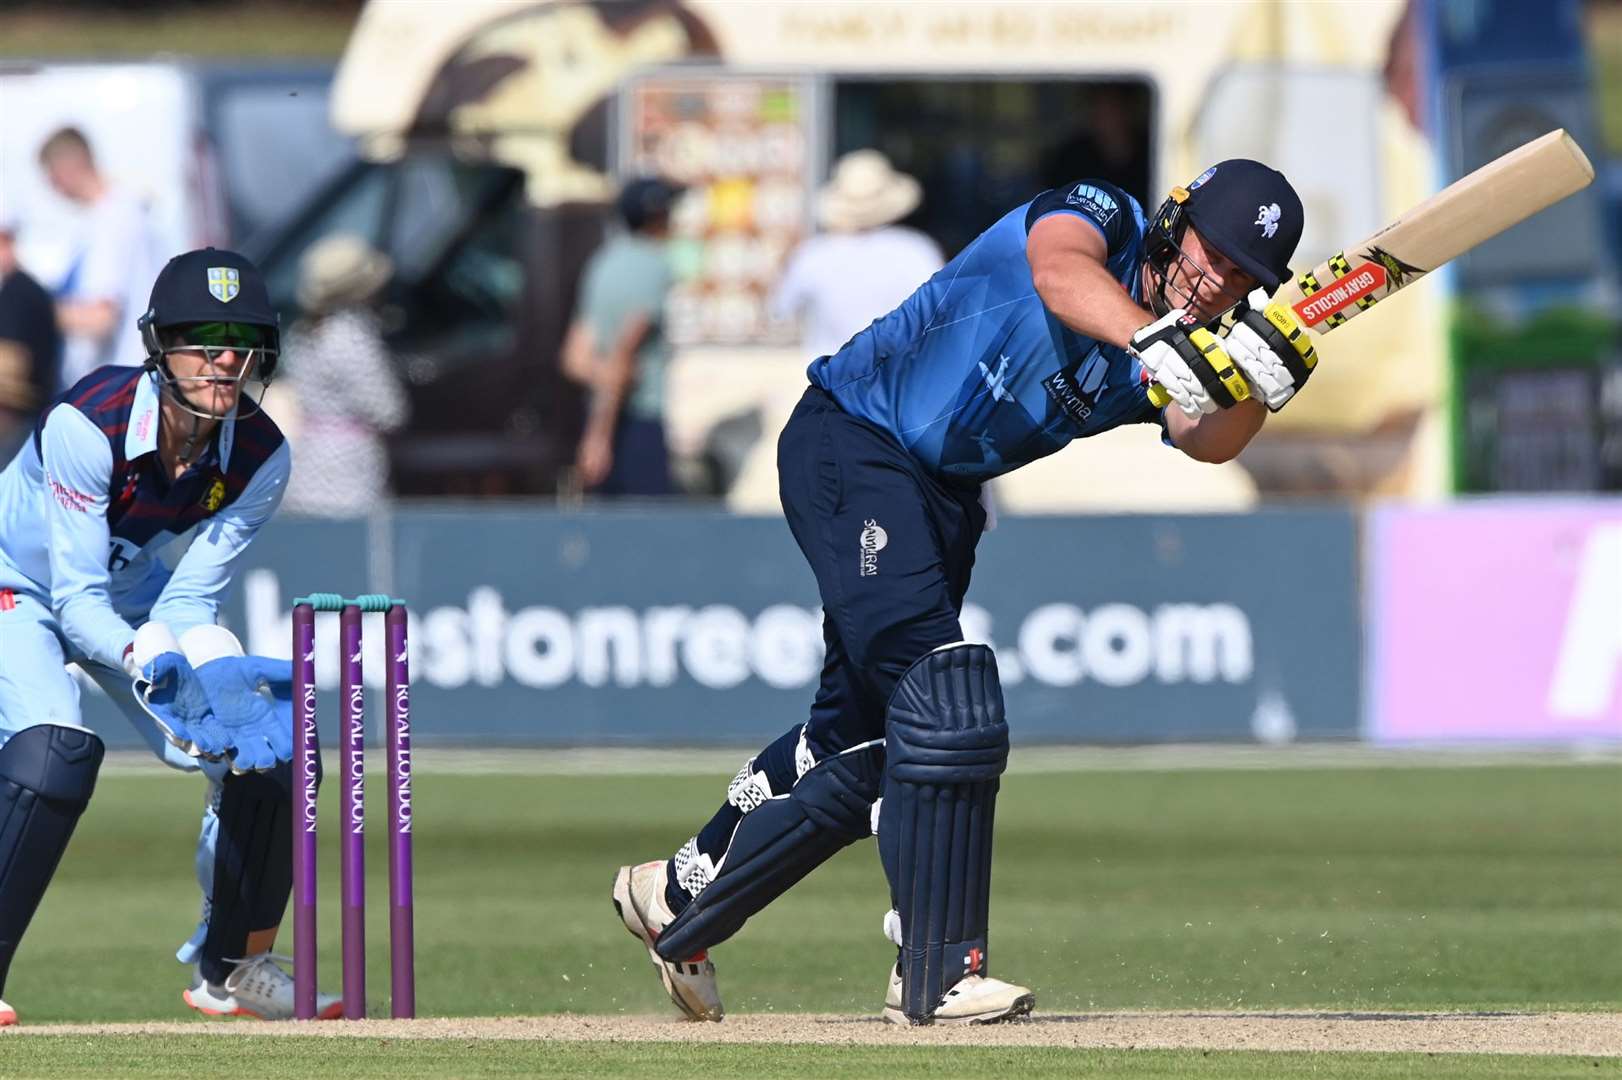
[1065,183,1119,226]
[47,475,93,513]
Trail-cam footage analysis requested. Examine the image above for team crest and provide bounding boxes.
[207,267,240,303]
[202,477,226,512]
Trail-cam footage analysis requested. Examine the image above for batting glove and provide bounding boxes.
[1131,309,1252,419]
[1223,288,1319,412]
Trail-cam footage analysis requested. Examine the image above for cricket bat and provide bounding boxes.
[1148,128,1595,409]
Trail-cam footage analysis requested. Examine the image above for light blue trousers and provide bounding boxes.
[0,588,225,967]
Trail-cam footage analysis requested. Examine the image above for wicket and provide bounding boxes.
[291,593,415,1020]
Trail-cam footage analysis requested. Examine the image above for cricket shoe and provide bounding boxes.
[183,953,343,1020]
[882,963,1036,1026]
[0,996,15,1026]
[611,860,723,1021]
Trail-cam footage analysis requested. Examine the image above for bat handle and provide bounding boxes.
[1147,381,1171,409]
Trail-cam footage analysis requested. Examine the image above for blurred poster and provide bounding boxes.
[621,72,818,346]
[1368,502,1622,742]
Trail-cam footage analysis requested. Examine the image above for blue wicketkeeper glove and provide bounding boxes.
[193,655,295,774]
[137,647,233,762]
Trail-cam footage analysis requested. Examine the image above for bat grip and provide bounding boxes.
[1147,381,1171,409]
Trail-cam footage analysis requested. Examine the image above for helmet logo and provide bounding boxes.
[1255,203,1282,239]
[207,267,240,303]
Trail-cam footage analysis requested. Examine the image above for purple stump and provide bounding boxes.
[385,604,416,1018]
[339,605,366,1019]
[292,603,319,1020]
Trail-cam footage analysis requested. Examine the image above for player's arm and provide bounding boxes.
[148,441,289,635]
[1026,214,1150,348]
[1028,213,1258,460]
[1162,395,1266,463]
[39,406,137,669]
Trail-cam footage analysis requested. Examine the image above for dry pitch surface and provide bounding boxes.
[10,1011,1620,1056]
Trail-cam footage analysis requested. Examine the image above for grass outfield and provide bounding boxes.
[2,1037,1617,1079]
[2,758,1617,1075]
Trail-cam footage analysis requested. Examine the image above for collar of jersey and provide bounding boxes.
[126,371,238,471]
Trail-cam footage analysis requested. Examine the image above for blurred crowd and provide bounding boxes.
[0,122,970,513]
[0,124,413,515]
[5,0,1612,512]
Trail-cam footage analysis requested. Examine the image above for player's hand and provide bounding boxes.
[1222,288,1318,412]
[1131,309,1252,420]
[576,430,613,490]
[193,655,295,774]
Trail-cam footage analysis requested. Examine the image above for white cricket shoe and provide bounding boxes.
[611,861,723,1022]
[0,996,15,1026]
[183,953,343,1021]
[883,963,1036,1026]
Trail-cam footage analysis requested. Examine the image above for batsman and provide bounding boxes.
[614,159,1320,1025]
[0,248,340,1023]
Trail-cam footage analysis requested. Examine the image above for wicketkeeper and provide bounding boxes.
[0,248,341,1024]
[613,160,1318,1024]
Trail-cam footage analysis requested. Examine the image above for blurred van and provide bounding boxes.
[251,0,1442,503]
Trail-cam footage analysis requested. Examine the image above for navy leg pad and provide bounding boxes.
[655,743,882,961]
[0,725,105,995]
[202,764,295,984]
[877,643,1008,1023]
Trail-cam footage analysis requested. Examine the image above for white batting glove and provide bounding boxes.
[1130,309,1251,419]
[1222,288,1319,412]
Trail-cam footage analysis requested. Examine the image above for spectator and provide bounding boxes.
[562,176,681,496]
[0,208,61,465]
[280,235,409,517]
[38,127,163,388]
[771,150,944,358]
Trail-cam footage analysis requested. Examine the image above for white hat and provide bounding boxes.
[816,150,921,233]
[297,233,393,313]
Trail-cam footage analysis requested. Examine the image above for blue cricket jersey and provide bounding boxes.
[808,181,1162,483]
[0,365,289,669]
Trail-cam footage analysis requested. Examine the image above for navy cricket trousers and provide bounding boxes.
[662,386,987,916]
[778,386,987,760]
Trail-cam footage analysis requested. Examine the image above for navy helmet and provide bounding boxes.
[1145,160,1304,311]
[138,247,281,379]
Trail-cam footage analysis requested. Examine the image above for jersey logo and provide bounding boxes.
[1066,184,1118,226]
[201,476,227,513]
[207,267,240,303]
[977,355,1013,402]
[115,467,140,512]
[1043,369,1097,426]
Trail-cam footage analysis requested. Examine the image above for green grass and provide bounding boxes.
[1,1037,1617,1080]
[3,760,1617,1076]
[10,761,1619,1021]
